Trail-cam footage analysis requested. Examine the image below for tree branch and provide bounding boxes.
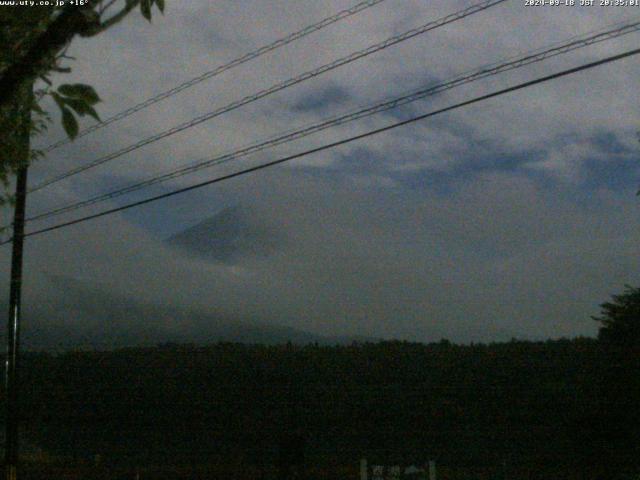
[0,1,101,112]
[84,0,140,37]
[99,0,119,15]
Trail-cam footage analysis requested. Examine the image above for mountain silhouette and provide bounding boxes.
[166,205,280,263]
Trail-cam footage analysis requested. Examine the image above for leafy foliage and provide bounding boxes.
[0,0,165,202]
[593,285,640,346]
[60,105,79,140]
[57,83,101,103]
[592,285,640,476]
[52,84,101,138]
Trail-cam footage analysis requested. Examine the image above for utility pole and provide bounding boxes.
[4,167,27,480]
[3,81,32,480]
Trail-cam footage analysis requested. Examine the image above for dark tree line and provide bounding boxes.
[0,286,638,479]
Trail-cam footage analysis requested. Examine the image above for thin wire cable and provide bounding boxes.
[40,0,389,153]
[24,18,640,223]
[3,45,638,245]
[28,0,509,193]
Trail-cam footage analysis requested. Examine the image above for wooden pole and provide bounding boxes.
[3,80,32,480]
[4,169,28,480]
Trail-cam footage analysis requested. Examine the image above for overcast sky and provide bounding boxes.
[1,0,639,344]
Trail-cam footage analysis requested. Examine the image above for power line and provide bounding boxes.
[3,45,639,246]
[40,0,389,153]
[23,18,640,223]
[28,0,508,193]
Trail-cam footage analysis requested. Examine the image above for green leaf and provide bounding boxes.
[82,104,100,122]
[61,107,79,140]
[141,0,152,21]
[63,97,100,122]
[51,66,72,73]
[155,0,165,13]
[57,84,101,105]
[50,91,65,108]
